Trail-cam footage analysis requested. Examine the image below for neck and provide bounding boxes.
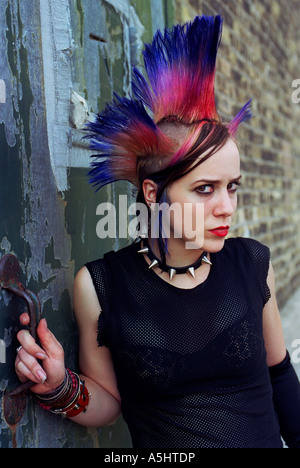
[149,237,204,268]
[139,237,212,281]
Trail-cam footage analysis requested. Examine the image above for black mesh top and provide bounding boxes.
[85,237,283,448]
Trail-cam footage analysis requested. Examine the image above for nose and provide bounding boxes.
[213,189,236,218]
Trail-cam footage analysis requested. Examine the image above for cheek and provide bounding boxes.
[166,202,205,246]
[227,194,238,215]
[202,194,238,217]
[202,199,214,222]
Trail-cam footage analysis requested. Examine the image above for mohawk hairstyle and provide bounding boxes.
[85,15,252,191]
[132,15,223,124]
[87,96,174,190]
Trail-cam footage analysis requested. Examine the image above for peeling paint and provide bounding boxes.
[0,0,169,448]
[39,0,73,192]
[0,238,12,255]
[0,0,75,447]
[70,90,89,129]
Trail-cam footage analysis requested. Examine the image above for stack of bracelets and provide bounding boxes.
[35,369,90,418]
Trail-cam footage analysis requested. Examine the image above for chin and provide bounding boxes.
[203,237,227,253]
[183,236,226,253]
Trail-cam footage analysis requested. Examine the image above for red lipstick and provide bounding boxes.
[209,226,229,237]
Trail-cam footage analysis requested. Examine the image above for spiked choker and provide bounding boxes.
[138,240,212,281]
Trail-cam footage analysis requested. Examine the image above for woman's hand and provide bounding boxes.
[15,314,66,394]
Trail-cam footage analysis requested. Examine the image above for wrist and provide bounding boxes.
[34,369,90,417]
[33,373,66,396]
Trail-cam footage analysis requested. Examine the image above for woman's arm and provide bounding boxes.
[15,266,121,427]
[263,261,300,448]
[262,261,286,366]
[70,266,121,426]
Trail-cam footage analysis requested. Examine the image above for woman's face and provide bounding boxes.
[165,138,241,253]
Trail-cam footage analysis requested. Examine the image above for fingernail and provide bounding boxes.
[36,352,47,361]
[37,370,47,383]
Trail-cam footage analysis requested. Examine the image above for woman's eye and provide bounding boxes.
[196,185,214,194]
[228,182,241,192]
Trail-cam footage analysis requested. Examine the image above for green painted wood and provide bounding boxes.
[0,0,171,448]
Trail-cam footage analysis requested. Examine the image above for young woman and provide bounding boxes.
[14,16,300,448]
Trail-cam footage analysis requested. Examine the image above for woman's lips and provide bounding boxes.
[209,226,230,237]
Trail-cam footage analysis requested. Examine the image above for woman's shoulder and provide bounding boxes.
[84,241,139,284]
[226,236,269,252]
[224,236,271,267]
[86,240,138,266]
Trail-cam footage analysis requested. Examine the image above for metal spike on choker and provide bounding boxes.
[138,240,212,280]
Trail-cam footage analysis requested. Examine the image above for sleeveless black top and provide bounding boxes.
[86,237,283,448]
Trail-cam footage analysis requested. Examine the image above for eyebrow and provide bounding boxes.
[192,175,243,185]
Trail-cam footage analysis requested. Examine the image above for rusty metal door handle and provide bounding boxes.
[0,254,41,395]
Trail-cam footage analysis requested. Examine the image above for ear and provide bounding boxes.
[142,179,158,208]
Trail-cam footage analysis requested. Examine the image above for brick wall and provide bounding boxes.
[173,0,300,309]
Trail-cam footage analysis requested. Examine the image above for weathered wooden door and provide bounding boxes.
[0,0,172,448]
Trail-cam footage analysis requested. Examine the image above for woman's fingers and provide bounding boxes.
[15,350,47,384]
[16,318,65,392]
[17,319,63,361]
[36,319,64,360]
[19,312,30,326]
[15,355,30,383]
[17,329,47,361]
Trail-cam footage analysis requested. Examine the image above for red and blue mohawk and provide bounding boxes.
[86,15,252,191]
